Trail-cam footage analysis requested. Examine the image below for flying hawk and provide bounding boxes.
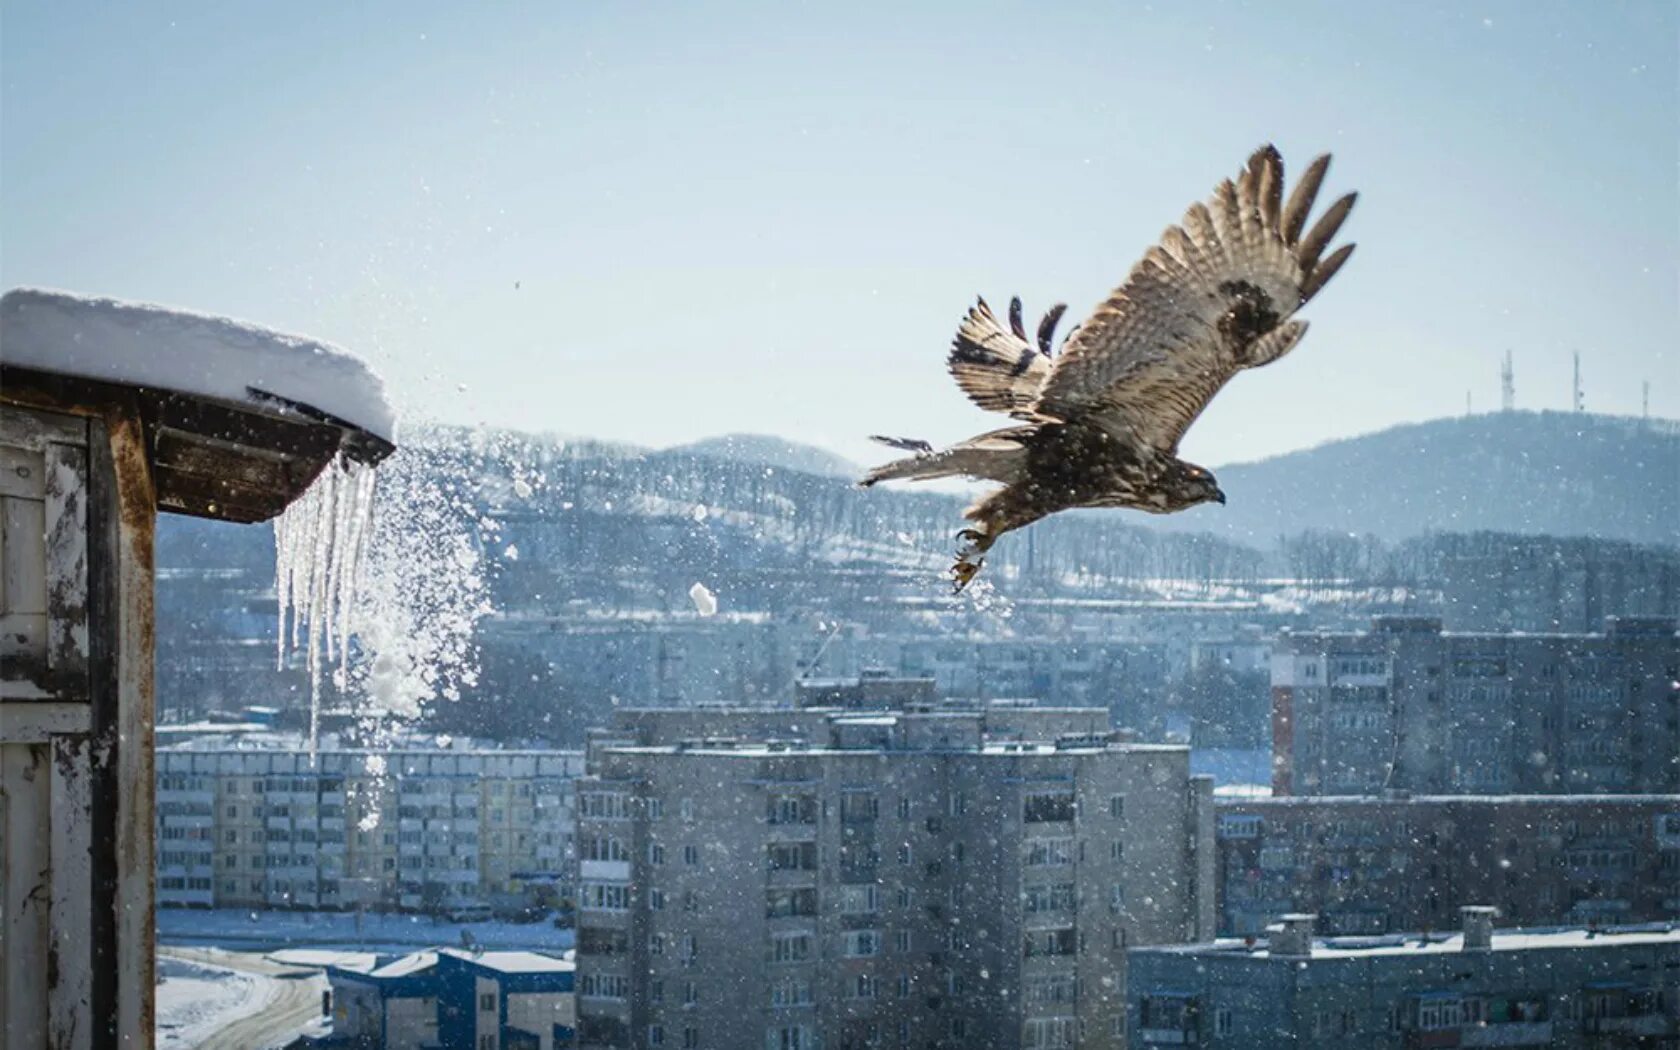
[862,144,1356,591]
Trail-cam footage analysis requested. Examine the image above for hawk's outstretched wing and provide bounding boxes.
[945,297,1060,419]
[1033,145,1356,453]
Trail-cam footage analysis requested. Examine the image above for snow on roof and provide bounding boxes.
[439,949,573,974]
[268,949,380,971]
[369,951,438,978]
[1143,923,1680,961]
[0,287,394,441]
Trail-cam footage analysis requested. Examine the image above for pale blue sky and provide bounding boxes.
[3,2,1674,466]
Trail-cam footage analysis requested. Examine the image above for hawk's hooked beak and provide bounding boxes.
[1213,488,1227,505]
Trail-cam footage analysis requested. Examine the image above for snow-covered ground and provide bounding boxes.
[158,907,576,953]
[154,955,273,1050]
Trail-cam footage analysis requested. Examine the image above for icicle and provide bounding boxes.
[272,455,380,760]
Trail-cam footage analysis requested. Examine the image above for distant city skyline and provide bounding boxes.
[3,2,1674,467]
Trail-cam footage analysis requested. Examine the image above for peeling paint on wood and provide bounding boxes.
[49,734,94,1050]
[45,441,90,694]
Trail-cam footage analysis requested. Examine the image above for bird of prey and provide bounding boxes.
[862,144,1356,591]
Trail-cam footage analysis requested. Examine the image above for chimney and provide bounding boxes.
[1267,914,1317,958]
[1460,906,1497,951]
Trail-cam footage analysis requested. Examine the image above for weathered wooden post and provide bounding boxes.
[0,288,392,1049]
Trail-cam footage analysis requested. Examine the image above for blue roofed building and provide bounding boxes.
[325,948,574,1050]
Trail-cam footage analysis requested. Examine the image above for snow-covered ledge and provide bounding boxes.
[1,287,394,521]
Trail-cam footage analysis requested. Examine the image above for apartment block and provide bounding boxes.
[156,742,585,913]
[1271,615,1678,795]
[1216,795,1680,936]
[1129,910,1680,1048]
[573,711,1215,1050]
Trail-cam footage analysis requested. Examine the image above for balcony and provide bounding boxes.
[1136,1030,1194,1046]
[580,860,631,882]
[1459,1021,1555,1047]
[1584,1015,1674,1037]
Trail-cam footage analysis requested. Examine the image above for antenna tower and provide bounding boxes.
[1643,381,1650,419]
[1572,352,1584,412]
[1500,350,1514,411]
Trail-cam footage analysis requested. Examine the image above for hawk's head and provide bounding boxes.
[1159,459,1226,511]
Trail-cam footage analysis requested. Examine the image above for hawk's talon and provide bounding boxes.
[951,558,983,594]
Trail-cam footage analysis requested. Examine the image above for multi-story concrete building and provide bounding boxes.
[1216,794,1680,936]
[1128,910,1680,1048]
[1271,615,1678,796]
[156,741,585,913]
[573,711,1215,1050]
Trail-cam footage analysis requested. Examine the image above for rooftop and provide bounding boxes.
[1219,793,1680,807]
[1140,923,1680,962]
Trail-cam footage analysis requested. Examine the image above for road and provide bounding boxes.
[158,947,327,1050]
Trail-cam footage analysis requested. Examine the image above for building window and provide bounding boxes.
[893,929,911,952]
[771,1026,812,1050]
[1024,791,1076,823]
[683,1027,699,1050]
[840,791,879,823]
[648,1025,664,1047]
[770,978,813,1006]
[768,793,818,825]
[843,930,880,957]
[1024,976,1076,1004]
[1215,1008,1233,1036]
[1108,795,1125,818]
[1022,927,1076,957]
[771,931,813,964]
[840,885,880,914]
[767,841,816,871]
[1022,1017,1075,1049]
[1025,838,1075,867]
[766,888,818,918]
[683,844,700,865]
[479,992,495,1011]
[1023,882,1076,914]
[649,842,665,864]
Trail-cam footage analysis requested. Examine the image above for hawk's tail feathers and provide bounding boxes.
[858,430,1031,488]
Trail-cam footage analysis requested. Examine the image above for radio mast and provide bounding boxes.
[1500,351,1514,411]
